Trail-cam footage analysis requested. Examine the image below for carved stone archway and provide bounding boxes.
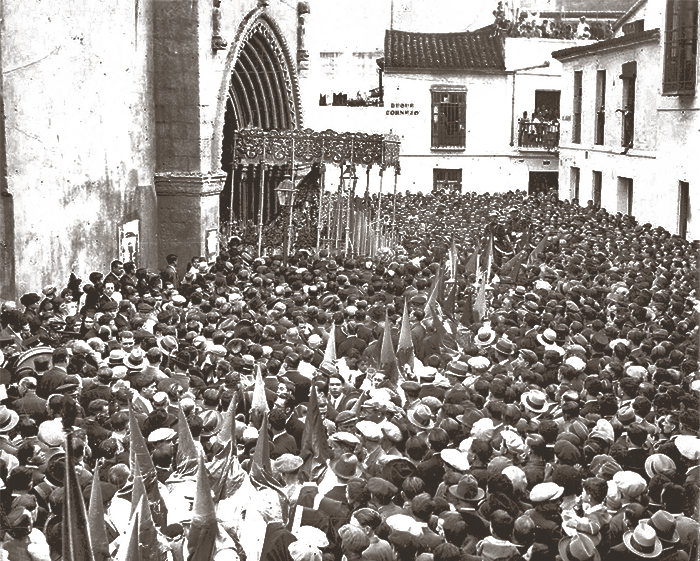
[215,13,303,228]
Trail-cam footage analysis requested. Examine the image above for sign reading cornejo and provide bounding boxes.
[387,102,419,116]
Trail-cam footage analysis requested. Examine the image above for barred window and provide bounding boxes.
[433,168,462,192]
[663,0,698,95]
[431,90,466,149]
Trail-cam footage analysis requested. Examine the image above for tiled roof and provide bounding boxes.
[551,28,660,59]
[384,25,506,71]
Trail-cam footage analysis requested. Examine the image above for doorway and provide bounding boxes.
[528,171,559,197]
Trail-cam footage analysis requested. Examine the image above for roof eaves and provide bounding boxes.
[551,28,660,60]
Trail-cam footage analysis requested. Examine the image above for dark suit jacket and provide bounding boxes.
[337,336,367,358]
[271,432,299,458]
[37,367,67,399]
[11,392,48,422]
[285,414,306,450]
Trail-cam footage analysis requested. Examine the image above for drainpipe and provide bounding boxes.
[510,61,551,147]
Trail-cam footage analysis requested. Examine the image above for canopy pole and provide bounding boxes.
[316,163,325,252]
[257,164,267,257]
[377,167,384,244]
[392,166,398,249]
[229,134,237,239]
[288,138,296,257]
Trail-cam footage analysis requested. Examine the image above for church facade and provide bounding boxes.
[0,0,306,299]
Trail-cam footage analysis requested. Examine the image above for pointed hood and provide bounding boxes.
[527,233,548,266]
[250,364,270,422]
[62,430,95,561]
[465,242,480,276]
[130,466,160,561]
[129,405,168,528]
[88,464,110,561]
[129,403,156,477]
[461,288,474,327]
[250,413,289,523]
[252,413,272,475]
[216,393,237,449]
[176,405,199,477]
[396,300,415,374]
[450,234,458,279]
[300,385,333,483]
[323,322,337,364]
[474,272,488,322]
[115,508,140,561]
[380,309,400,384]
[187,453,218,561]
[423,267,440,317]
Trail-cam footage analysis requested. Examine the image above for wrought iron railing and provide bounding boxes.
[517,120,560,150]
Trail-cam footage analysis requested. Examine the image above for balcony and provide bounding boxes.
[517,120,560,151]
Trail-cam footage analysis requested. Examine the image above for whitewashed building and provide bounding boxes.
[553,0,699,240]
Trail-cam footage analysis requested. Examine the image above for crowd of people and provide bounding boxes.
[492,2,613,41]
[0,188,698,561]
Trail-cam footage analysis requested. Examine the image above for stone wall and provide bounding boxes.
[0,0,300,299]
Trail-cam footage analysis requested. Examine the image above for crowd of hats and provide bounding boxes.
[0,187,699,561]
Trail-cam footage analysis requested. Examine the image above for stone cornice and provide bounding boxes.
[154,172,226,197]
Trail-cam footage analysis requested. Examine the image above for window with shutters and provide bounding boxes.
[663,0,698,95]
[572,71,583,143]
[594,70,606,145]
[431,89,466,149]
[620,62,636,148]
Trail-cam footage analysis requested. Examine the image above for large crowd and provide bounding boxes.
[0,188,698,561]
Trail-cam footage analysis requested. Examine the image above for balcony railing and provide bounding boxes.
[517,120,560,150]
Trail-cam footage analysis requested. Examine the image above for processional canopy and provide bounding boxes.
[231,128,401,169]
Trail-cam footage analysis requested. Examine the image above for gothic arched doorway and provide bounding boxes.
[219,17,301,229]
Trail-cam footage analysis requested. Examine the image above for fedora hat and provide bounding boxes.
[641,511,680,544]
[494,338,516,356]
[0,405,19,433]
[108,349,127,366]
[644,454,676,479]
[407,403,435,430]
[558,534,601,561]
[157,335,179,357]
[475,326,497,347]
[623,523,662,558]
[537,328,557,346]
[124,349,146,371]
[330,453,363,481]
[521,390,549,414]
[447,474,485,503]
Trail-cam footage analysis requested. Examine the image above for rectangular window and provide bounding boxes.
[679,181,690,238]
[621,62,636,148]
[431,90,466,149]
[318,53,342,78]
[433,168,463,192]
[663,0,698,95]
[352,51,383,78]
[595,70,606,145]
[593,171,602,207]
[571,167,580,201]
[618,177,634,215]
[572,71,583,143]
